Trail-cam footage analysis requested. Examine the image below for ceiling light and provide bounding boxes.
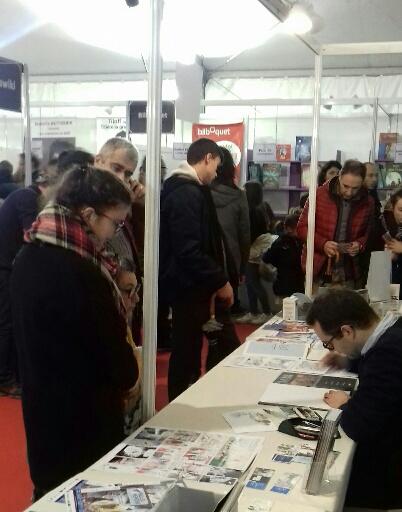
[283,5,313,35]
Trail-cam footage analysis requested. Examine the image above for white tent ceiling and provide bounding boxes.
[1,0,402,79]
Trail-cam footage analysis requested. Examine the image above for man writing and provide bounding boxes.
[159,138,233,401]
[297,160,374,289]
[306,289,402,510]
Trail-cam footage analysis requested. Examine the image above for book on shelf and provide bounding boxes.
[295,136,312,163]
[248,162,262,183]
[305,409,343,495]
[276,144,291,162]
[262,163,290,189]
[378,133,400,162]
[301,163,311,188]
[377,162,402,189]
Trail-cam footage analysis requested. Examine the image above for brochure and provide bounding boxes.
[244,339,310,359]
[258,372,358,410]
[223,407,288,434]
[99,428,264,484]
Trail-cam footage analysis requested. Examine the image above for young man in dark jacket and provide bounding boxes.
[159,138,233,401]
[306,289,402,510]
[262,213,304,298]
[297,160,374,289]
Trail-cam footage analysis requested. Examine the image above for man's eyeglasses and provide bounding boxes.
[322,334,336,351]
[98,212,125,233]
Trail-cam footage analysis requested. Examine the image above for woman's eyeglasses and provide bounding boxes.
[98,212,125,233]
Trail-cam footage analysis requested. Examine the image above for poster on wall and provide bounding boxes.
[192,122,244,181]
[253,143,275,163]
[276,144,291,162]
[129,101,175,134]
[96,117,126,151]
[378,133,399,162]
[31,119,77,165]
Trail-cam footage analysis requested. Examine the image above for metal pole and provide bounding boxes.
[370,98,379,162]
[305,54,322,298]
[241,117,249,185]
[126,102,131,142]
[23,64,32,186]
[142,0,163,422]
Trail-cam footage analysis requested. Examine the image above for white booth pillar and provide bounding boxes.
[142,0,164,421]
[304,54,322,298]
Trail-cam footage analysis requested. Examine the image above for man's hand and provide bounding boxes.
[320,351,348,370]
[346,241,360,257]
[129,179,146,202]
[323,241,339,257]
[386,239,402,255]
[216,282,234,308]
[323,390,349,408]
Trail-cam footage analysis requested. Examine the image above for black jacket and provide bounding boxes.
[262,234,304,297]
[341,317,402,509]
[11,243,138,492]
[0,186,40,270]
[159,175,227,304]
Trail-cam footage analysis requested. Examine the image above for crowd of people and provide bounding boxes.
[1,136,402,507]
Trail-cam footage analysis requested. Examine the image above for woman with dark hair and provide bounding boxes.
[10,167,138,499]
[210,147,250,313]
[237,181,273,324]
[317,160,342,186]
[384,188,402,297]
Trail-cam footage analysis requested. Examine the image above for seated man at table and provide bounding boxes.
[306,289,402,511]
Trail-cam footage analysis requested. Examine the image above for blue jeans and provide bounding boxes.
[245,263,270,315]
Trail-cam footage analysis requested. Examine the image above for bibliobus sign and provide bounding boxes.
[192,122,244,181]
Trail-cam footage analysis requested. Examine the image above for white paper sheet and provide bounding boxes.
[222,408,287,434]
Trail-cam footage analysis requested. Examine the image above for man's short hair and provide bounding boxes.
[306,289,378,336]
[99,138,139,168]
[340,159,366,180]
[284,214,299,230]
[187,138,223,166]
[0,160,13,182]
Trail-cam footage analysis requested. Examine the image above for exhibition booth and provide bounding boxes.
[1,0,402,510]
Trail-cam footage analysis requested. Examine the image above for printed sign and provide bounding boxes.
[253,143,276,162]
[173,142,191,160]
[0,61,22,113]
[192,122,244,181]
[96,117,126,150]
[129,101,175,134]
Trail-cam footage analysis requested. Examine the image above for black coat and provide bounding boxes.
[159,176,227,304]
[262,234,304,297]
[341,317,402,509]
[11,243,138,492]
[0,186,40,270]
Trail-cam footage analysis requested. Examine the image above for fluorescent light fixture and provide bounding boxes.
[19,0,278,62]
[283,4,313,35]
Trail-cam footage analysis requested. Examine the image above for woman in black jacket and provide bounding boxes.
[11,166,138,500]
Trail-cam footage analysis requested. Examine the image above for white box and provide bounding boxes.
[282,296,298,321]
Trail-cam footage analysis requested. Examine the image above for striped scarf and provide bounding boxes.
[25,203,125,315]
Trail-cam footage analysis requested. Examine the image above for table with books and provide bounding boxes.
[25,316,356,512]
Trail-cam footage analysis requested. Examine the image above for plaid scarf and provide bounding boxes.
[25,203,125,315]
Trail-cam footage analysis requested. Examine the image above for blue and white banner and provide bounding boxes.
[0,60,22,113]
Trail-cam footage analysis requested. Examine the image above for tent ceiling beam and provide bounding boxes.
[322,42,402,56]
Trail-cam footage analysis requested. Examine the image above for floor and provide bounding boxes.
[0,324,254,512]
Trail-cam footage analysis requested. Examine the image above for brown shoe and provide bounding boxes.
[0,384,22,398]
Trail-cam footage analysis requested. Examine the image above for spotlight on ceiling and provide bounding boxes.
[283,4,313,34]
[125,0,139,7]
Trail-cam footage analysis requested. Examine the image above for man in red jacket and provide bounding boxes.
[297,160,374,289]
